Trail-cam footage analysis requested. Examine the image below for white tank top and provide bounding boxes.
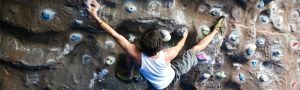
[139,51,175,89]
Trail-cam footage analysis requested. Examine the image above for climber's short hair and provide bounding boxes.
[139,29,163,56]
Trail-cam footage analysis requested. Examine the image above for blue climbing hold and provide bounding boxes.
[239,73,245,81]
[41,9,56,20]
[259,15,269,24]
[70,33,82,42]
[125,3,137,13]
[257,0,264,9]
[246,44,256,56]
[272,50,282,58]
[251,60,258,66]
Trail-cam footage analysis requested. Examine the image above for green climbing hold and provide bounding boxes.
[200,25,210,36]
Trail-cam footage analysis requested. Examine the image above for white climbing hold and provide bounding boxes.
[125,3,137,13]
[104,40,115,49]
[105,56,116,66]
[160,30,171,42]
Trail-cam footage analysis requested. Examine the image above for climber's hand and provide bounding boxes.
[182,29,188,38]
[86,0,100,17]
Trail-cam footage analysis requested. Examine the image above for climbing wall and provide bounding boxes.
[0,0,299,90]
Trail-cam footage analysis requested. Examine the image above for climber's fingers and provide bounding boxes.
[91,0,100,12]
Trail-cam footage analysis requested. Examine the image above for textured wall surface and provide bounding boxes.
[0,0,299,90]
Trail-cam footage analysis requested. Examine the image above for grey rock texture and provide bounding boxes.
[0,0,299,90]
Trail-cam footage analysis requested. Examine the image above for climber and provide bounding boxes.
[86,0,225,89]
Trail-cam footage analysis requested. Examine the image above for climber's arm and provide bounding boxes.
[191,28,219,52]
[88,5,141,63]
[164,30,188,62]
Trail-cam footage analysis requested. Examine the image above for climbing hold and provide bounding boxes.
[70,33,82,42]
[216,71,227,79]
[211,10,220,16]
[259,15,269,24]
[125,3,137,13]
[80,10,88,17]
[62,44,74,55]
[245,44,257,57]
[250,59,258,66]
[25,73,39,86]
[196,52,208,61]
[164,0,174,8]
[98,69,109,82]
[239,73,245,82]
[82,54,92,64]
[229,29,240,44]
[105,56,116,66]
[291,81,297,87]
[233,63,242,70]
[290,9,299,21]
[41,9,56,20]
[72,19,83,26]
[104,40,115,49]
[160,30,171,42]
[201,73,211,80]
[200,25,210,36]
[89,72,98,88]
[290,40,299,48]
[272,16,284,30]
[271,49,283,60]
[259,74,269,82]
[133,75,143,82]
[288,24,297,32]
[128,34,136,43]
[257,0,265,9]
[210,8,222,16]
[256,37,266,47]
[198,4,210,12]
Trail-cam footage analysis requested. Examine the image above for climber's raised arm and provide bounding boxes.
[86,1,141,63]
